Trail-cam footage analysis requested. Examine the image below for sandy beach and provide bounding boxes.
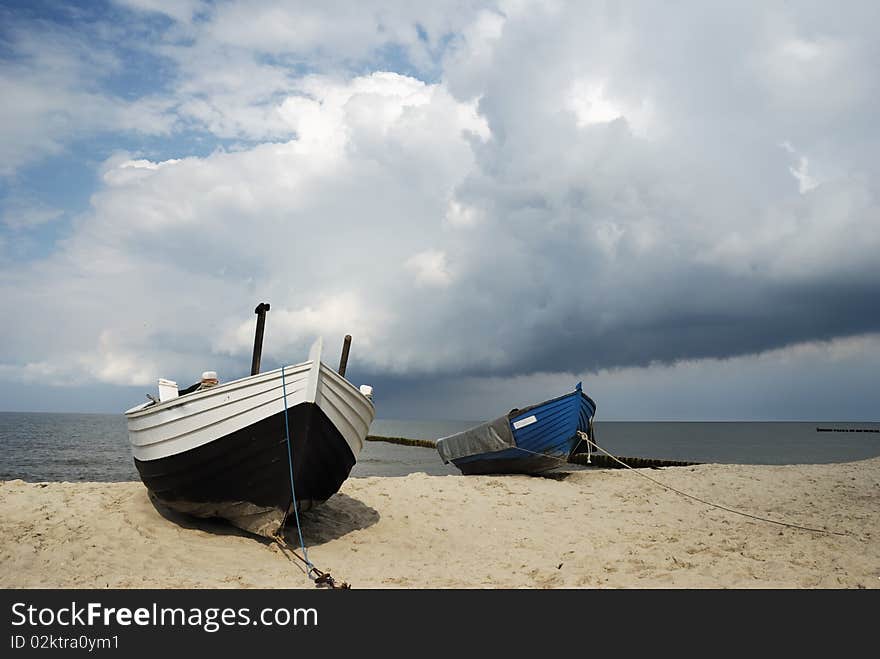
[1,455,878,588]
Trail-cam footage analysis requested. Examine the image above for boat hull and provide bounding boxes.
[125,339,374,537]
[442,384,597,475]
[134,401,355,537]
[452,448,566,475]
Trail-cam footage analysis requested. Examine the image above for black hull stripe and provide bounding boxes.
[134,402,356,533]
[454,454,563,475]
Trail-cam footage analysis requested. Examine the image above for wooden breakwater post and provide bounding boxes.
[365,435,703,467]
[816,427,879,433]
[568,453,702,469]
[366,435,439,449]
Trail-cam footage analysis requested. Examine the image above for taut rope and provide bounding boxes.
[278,364,350,589]
[509,431,851,538]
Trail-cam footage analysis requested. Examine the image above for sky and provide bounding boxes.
[0,0,878,420]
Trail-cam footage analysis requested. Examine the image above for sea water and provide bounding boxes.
[0,412,878,482]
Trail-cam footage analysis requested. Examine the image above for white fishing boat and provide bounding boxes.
[124,304,374,537]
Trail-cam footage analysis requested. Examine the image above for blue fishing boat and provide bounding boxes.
[436,383,597,475]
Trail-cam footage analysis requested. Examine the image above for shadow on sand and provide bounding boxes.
[294,493,380,546]
[148,491,380,547]
[535,471,572,482]
[478,467,590,481]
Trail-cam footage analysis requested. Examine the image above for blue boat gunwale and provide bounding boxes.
[507,383,597,423]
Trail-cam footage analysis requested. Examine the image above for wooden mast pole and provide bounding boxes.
[251,302,270,375]
[338,334,352,377]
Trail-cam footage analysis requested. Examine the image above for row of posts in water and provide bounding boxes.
[364,436,702,468]
[816,427,879,433]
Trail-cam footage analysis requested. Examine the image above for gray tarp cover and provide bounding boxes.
[436,415,515,463]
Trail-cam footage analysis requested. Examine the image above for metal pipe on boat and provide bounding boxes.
[251,302,270,375]
[338,334,352,377]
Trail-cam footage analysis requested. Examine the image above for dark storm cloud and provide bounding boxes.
[1,1,878,421]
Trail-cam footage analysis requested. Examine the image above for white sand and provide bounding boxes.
[1,457,878,588]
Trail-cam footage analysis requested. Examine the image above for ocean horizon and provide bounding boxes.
[1,411,878,483]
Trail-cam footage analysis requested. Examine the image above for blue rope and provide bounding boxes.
[280,365,316,578]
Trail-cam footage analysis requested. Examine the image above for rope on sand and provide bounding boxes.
[279,364,349,589]
[505,433,852,538]
[270,534,350,589]
[370,431,857,539]
[572,432,851,538]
